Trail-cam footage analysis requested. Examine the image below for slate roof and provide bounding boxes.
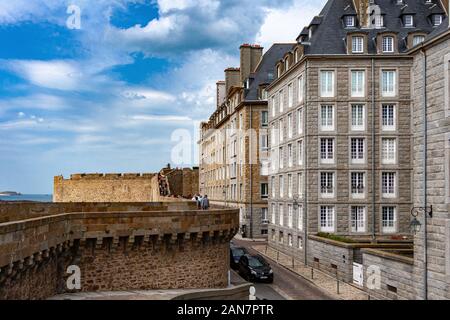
[244,44,294,101]
[301,0,447,55]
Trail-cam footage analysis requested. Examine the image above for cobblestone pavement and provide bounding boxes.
[251,244,370,300]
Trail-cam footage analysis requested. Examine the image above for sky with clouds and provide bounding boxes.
[0,0,325,193]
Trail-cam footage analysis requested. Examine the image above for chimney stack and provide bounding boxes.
[224,68,240,96]
[216,81,226,108]
[239,44,263,84]
[353,0,371,28]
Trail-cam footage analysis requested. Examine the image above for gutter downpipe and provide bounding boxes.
[304,60,309,266]
[250,105,254,239]
[371,58,376,242]
[421,47,428,301]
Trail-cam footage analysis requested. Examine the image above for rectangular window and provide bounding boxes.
[382,70,396,97]
[375,15,384,28]
[279,231,284,244]
[320,138,334,164]
[271,203,276,224]
[404,15,413,27]
[279,119,284,142]
[320,206,335,232]
[279,175,284,198]
[262,208,268,223]
[320,105,334,131]
[272,96,276,117]
[261,111,268,127]
[288,144,293,167]
[413,35,425,46]
[382,138,397,164]
[279,204,284,226]
[261,183,268,199]
[271,148,277,172]
[351,71,365,97]
[279,90,284,113]
[298,140,304,165]
[298,75,304,102]
[298,108,303,135]
[298,236,303,249]
[260,133,269,152]
[288,234,293,246]
[382,36,394,53]
[352,36,364,53]
[288,113,293,138]
[279,147,284,169]
[297,205,304,231]
[320,71,335,97]
[351,104,365,131]
[320,172,334,197]
[382,172,396,198]
[382,104,396,131]
[288,204,293,228]
[351,172,365,198]
[271,176,276,197]
[288,84,293,108]
[351,206,366,233]
[288,174,293,198]
[382,206,396,233]
[298,172,304,198]
[351,138,365,164]
[345,15,355,27]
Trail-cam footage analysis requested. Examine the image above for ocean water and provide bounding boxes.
[0,194,52,202]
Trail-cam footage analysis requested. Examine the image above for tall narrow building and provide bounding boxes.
[266,0,447,261]
[199,44,293,238]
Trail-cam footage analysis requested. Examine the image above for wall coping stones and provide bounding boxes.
[309,235,413,250]
[362,248,414,265]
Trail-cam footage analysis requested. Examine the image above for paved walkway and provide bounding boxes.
[252,245,370,300]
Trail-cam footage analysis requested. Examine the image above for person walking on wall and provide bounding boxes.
[201,195,210,210]
[196,194,203,210]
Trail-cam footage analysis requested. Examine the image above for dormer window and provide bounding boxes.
[352,36,364,53]
[277,65,282,78]
[413,35,425,46]
[382,36,394,53]
[285,59,289,71]
[374,15,384,28]
[404,15,414,27]
[345,15,355,28]
[432,14,443,26]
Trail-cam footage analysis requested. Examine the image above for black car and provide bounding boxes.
[230,246,249,270]
[237,254,273,283]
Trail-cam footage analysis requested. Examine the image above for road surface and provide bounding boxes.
[232,239,333,300]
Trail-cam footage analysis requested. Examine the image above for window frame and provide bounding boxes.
[381,104,397,131]
[381,137,397,165]
[381,69,397,97]
[381,171,397,199]
[350,137,366,165]
[320,105,335,132]
[320,137,335,164]
[352,36,364,53]
[381,206,397,234]
[350,171,366,199]
[350,206,367,233]
[350,104,366,131]
[319,206,335,233]
[350,70,366,98]
[319,171,335,199]
[319,70,335,98]
[261,183,269,199]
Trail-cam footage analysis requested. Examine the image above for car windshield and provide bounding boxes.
[232,248,246,257]
[248,257,265,268]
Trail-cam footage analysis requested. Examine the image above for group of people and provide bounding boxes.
[192,194,210,210]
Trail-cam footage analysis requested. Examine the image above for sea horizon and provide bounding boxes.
[0,194,53,202]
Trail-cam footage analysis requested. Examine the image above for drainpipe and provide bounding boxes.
[371,58,376,243]
[304,60,309,266]
[421,48,428,301]
[250,105,254,239]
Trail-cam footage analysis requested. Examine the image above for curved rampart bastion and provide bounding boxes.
[0,202,239,300]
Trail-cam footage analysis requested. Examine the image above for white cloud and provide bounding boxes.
[256,0,326,49]
[0,94,71,111]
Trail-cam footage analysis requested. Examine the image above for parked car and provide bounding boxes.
[230,245,249,270]
[237,254,273,283]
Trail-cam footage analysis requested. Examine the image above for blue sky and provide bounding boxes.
[0,0,324,193]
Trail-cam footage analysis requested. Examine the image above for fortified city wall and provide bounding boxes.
[0,202,239,300]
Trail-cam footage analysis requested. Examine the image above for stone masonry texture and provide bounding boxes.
[0,202,239,300]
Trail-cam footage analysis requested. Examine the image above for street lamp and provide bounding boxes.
[410,206,432,235]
